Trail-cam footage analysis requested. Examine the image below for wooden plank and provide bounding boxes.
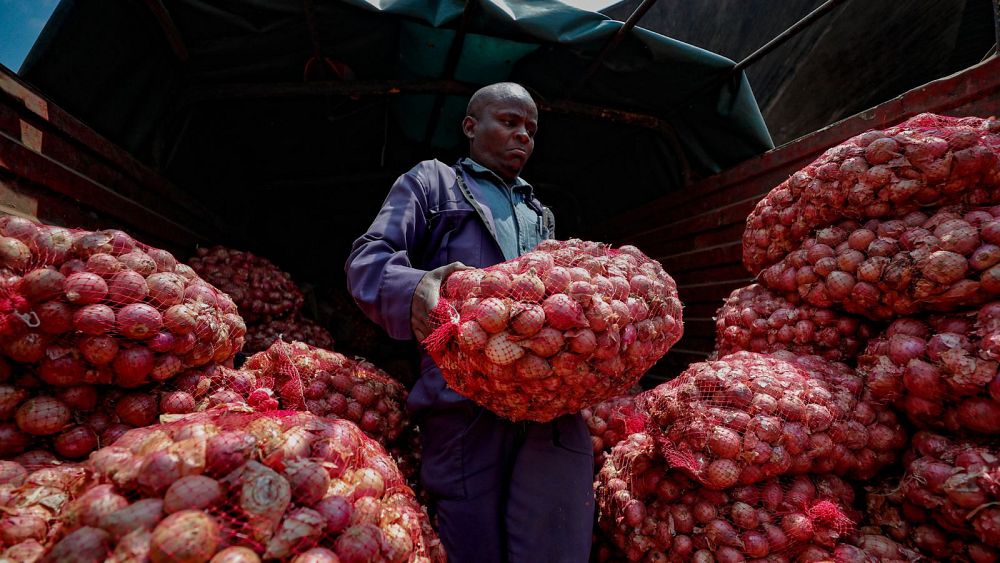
[0,130,206,248]
[0,71,231,241]
[671,263,753,285]
[597,56,1000,244]
[677,278,752,303]
[683,302,725,319]
[682,318,716,339]
[658,243,742,273]
[633,221,747,260]
[0,171,149,245]
[0,103,216,234]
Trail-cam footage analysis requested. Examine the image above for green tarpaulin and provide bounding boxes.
[19,0,773,281]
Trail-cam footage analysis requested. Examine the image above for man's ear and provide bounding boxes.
[461,115,476,139]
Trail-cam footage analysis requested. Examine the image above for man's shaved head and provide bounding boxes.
[462,82,538,181]
[466,82,534,119]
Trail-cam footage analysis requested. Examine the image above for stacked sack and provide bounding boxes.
[424,238,683,422]
[594,351,907,561]
[713,113,1000,559]
[189,246,333,353]
[1,408,444,562]
[0,220,245,462]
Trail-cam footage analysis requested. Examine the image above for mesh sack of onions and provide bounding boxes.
[188,245,303,322]
[0,219,245,391]
[639,351,907,489]
[832,535,924,563]
[240,340,408,446]
[744,113,1000,275]
[893,430,1000,550]
[2,355,261,462]
[595,432,858,562]
[853,477,999,562]
[2,375,177,461]
[0,461,91,561]
[38,408,444,563]
[714,284,875,363]
[243,314,334,354]
[858,303,1000,434]
[423,239,683,422]
[583,389,647,469]
[760,206,1000,320]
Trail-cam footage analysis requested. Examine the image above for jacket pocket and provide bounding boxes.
[552,413,594,458]
[418,405,483,500]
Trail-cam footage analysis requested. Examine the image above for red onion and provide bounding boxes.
[745,114,1000,274]
[424,239,682,422]
[641,352,904,485]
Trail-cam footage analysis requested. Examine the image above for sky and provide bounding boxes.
[0,0,58,71]
[0,0,622,72]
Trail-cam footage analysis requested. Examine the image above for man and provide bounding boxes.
[345,82,594,562]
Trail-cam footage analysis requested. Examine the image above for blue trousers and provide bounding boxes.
[418,403,595,563]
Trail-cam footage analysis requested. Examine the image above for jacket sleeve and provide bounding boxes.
[345,171,430,341]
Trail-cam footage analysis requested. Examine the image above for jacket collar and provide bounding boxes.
[457,158,544,216]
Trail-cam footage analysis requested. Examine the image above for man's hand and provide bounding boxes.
[411,262,472,342]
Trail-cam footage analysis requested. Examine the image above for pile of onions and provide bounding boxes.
[425,238,683,422]
[0,220,245,389]
[714,284,874,363]
[595,432,858,562]
[241,340,408,446]
[832,534,922,563]
[896,431,1000,549]
[188,246,303,322]
[243,314,334,353]
[744,113,1000,275]
[590,527,627,563]
[1,362,199,460]
[858,304,1000,433]
[639,351,907,487]
[853,477,999,561]
[760,205,1000,319]
[0,461,90,560]
[581,389,645,468]
[40,408,444,562]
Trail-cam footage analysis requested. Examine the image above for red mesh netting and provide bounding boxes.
[240,340,408,446]
[244,315,335,353]
[849,477,999,561]
[0,219,245,386]
[895,431,1000,550]
[639,351,907,488]
[0,461,91,561]
[759,205,1000,320]
[582,388,646,470]
[858,302,1000,434]
[188,246,303,323]
[0,363,235,461]
[423,239,683,422]
[744,113,1000,275]
[714,284,875,363]
[155,340,409,449]
[595,432,858,562]
[30,408,443,562]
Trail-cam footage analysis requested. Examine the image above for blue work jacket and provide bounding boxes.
[345,159,554,414]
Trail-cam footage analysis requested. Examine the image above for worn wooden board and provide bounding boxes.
[596,56,1000,379]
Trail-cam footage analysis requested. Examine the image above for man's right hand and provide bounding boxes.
[411,262,471,342]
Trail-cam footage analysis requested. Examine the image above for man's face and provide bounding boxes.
[462,95,538,181]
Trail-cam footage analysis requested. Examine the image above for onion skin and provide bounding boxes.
[759,206,1000,319]
[43,527,111,563]
[595,433,856,561]
[745,114,1000,275]
[858,304,1000,434]
[149,510,220,563]
[424,239,682,422]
